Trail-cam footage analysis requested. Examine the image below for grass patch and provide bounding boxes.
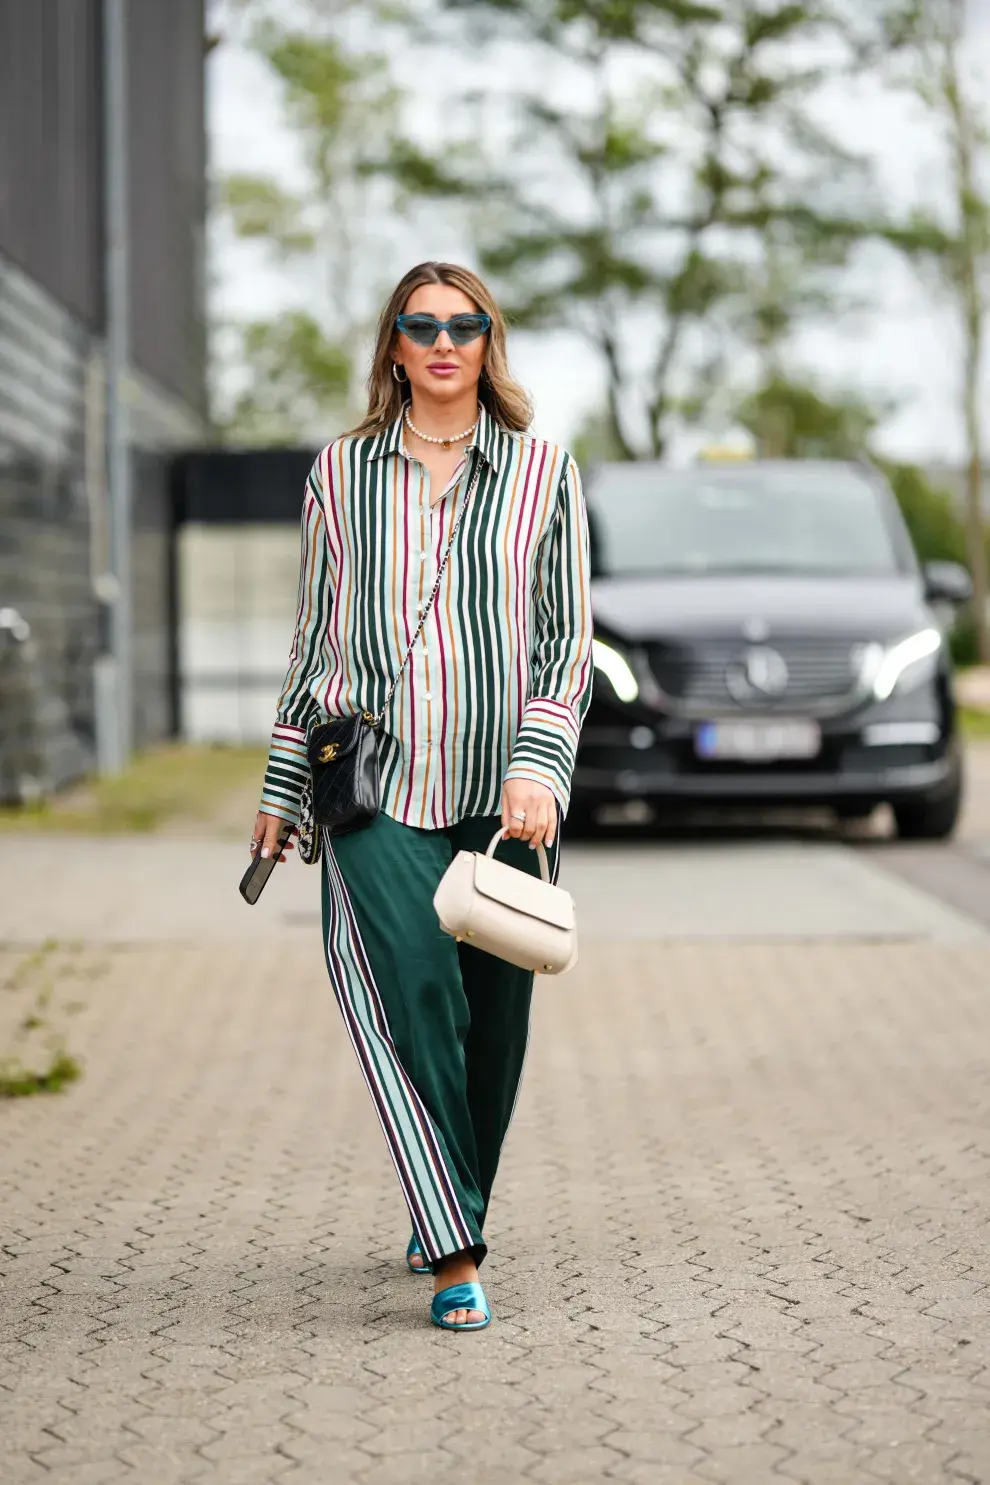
[960,707,990,739]
[0,743,267,834]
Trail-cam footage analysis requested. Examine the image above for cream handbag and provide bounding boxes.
[433,828,578,976]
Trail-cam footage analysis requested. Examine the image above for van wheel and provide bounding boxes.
[892,768,962,841]
[834,803,876,822]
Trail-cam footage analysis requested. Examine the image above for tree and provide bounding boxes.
[884,0,990,657]
[393,0,885,459]
[884,461,968,570]
[731,371,972,565]
[209,1,414,442]
[730,373,977,660]
[735,374,886,459]
[213,312,351,446]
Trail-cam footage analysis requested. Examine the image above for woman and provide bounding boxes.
[251,262,593,1331]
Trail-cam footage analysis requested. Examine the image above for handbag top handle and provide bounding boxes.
[485,827,550,884]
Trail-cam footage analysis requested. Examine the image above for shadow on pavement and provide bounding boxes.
[564,802,888,847]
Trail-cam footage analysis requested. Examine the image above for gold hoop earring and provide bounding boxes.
[391,362,408,384]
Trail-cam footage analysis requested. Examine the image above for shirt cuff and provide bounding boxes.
[259,723,309,826]
[504,698,582,815]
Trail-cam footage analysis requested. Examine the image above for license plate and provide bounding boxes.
[694,718,821,762]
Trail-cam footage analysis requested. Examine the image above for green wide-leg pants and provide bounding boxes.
[321,810,559,1268]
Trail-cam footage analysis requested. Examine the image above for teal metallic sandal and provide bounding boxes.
[431,1281,491,1332]
[406,1235,432,1275]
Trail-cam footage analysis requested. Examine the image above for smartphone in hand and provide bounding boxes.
[239,823,294,906]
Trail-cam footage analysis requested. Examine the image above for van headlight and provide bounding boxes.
[858,628,941,701]
[593,639,639,703]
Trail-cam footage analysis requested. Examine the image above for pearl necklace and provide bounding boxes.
[404,405,478,451]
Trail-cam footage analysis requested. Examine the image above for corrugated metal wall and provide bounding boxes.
[0,1,207,792]
[0,254,95,795]
[0,0,105,328]
[128,0,206,412]
[0,0,206,405]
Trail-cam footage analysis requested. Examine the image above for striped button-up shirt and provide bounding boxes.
[259,404,593,831]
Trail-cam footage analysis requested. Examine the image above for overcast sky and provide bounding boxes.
[208,7,990,465]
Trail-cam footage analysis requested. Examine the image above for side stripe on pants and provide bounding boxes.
[322,839,476,1261]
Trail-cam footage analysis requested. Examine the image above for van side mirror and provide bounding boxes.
[923,561,972,605]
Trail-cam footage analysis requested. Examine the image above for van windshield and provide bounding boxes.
[587,463,904,578]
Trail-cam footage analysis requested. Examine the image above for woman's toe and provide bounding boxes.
[443,1307,484,1325]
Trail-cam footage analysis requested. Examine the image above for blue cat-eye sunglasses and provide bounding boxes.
[396,312,491,347]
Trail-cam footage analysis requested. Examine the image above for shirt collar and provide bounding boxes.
[370,401,505,472]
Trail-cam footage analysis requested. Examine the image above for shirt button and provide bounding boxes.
[419,552,427,562]
[424,692,432,702]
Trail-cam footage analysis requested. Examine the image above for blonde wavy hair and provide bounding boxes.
[349,262,533,436]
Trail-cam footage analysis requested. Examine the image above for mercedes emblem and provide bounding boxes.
[727,645,789,701]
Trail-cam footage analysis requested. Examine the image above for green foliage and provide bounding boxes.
[880,0,990,658]
[736,375,884,459]
[255,26,400,188]
[377,138,492,203]
[421,0,889,457]
[960,705,990,736]
[570,406,631,467]
[0,1051,82,1099]
[882,460,979,663]
[724,374,977,646]
[212,5,413,443]
[210,0,987,539]
[218,312,352,446]
[221,175,314,254]
[730,373,975,574]
[744,5,812,49]
[881,461,968,567]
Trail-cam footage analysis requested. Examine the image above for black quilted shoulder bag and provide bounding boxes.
[297,454,482,860]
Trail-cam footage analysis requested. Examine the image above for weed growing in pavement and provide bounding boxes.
[0,1051,81,1097]
[0,940,87,1098]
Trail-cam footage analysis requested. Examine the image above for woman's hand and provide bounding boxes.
[251,811,296,863]
[501,780,557,850]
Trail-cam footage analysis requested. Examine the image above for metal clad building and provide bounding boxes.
[0,1,105,328]
[0,0,206,793]
[127,0,207,410]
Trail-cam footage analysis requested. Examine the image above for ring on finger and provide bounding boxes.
[511,811,526,822]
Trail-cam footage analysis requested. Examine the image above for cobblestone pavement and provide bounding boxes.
[2,912,990,1484]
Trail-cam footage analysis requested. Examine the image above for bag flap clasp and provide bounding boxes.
[471,854,575,931]
[306,714,373,768]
